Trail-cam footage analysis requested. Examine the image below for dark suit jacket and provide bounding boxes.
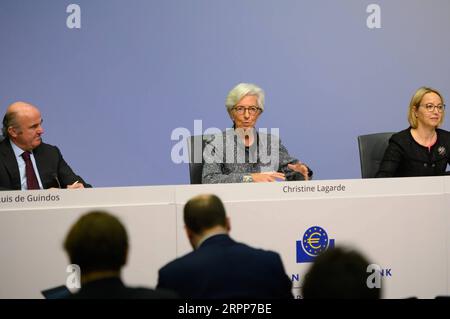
[0,137,91,190]
[157,234,293,299]
[68,277,177,299]
[376,128,450,178]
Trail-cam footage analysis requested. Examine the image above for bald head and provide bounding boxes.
[7,101,38,113]
[2,101,43,151]
[183,194,228,235]
[3,101,37,134]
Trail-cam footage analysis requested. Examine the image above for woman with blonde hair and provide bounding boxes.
[376,87,450,177]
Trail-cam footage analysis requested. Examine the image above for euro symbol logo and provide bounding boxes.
[302,226,329,257]
[307,232,322,249]
[297,226,335,263]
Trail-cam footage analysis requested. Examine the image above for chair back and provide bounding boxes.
[187,135,207,184]
[357,132,395,178]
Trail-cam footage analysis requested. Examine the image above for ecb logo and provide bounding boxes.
[296,226,335,263]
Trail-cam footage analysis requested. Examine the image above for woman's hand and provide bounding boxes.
[251,172,286,182]
[288,163,310,181]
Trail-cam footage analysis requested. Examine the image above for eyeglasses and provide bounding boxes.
[420,103,446,112]
[232,106,261,115]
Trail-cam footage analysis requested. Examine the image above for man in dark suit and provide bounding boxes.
[0,101,90,190]
[157,194,293,299]
[64,210,177,299]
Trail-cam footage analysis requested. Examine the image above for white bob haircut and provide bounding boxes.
[225,83,265,114]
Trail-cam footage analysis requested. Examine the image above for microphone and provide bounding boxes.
[53,173,61,188]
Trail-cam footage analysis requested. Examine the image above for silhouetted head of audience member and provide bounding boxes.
[302,246,381,299]
[64,211,128,283]
[183,194,230,249]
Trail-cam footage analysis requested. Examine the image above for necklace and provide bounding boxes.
[411,129,437,148]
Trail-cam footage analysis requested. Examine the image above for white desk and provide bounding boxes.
[0,177,448,298]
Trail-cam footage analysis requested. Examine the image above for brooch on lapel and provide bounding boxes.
[438,146,446,156]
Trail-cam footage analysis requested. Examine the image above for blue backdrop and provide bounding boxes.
[1,0,449,187]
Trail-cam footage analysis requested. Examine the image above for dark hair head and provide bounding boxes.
[183,194,227,234]
[2,111,17,138]
[63,211,128,273]
[302,247,381,299]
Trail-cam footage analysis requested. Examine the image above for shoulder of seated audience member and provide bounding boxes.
[232,242,281,259]
[159,250,198,273]
[128,287,178,299]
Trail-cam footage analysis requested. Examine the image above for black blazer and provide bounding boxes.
[157,234,293,299]
[68,277,177,299]
[376,128,450,178]
[0,138,91,190]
